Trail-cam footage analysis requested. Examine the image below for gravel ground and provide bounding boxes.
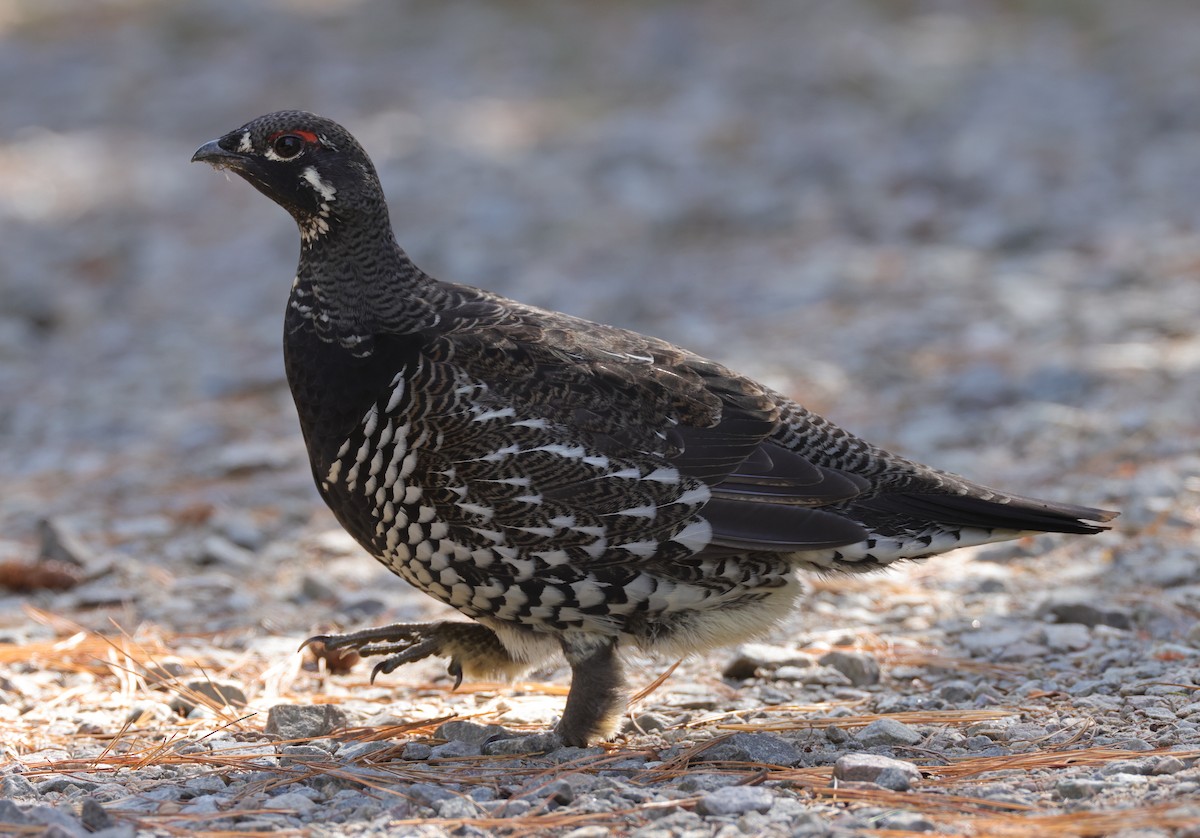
[2,1,1199,835]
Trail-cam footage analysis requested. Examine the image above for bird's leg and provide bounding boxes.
[302,621,526,686]
[555,637,626,747]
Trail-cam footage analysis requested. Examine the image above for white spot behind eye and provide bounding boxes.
[302,166,337,203]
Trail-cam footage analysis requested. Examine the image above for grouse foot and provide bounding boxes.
[303,623,626,746]
[302,621,526,687]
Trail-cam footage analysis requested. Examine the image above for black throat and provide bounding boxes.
[282,219,435,481]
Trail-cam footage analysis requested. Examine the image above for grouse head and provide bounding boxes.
[192,110,388,246]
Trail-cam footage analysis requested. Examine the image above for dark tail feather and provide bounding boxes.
[853,492,1117,536]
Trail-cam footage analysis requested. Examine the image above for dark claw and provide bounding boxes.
[299,634,332,653]
[295,623,479,688]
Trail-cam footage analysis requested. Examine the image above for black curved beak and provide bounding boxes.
[191,139,246,169]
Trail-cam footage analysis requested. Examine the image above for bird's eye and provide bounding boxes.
[272,134,306,159]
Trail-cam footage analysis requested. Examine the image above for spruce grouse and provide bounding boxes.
[193,111,1116,746]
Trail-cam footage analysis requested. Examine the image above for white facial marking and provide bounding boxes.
[302,166,338,203]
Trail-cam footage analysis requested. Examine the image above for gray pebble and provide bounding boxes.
[523,778,573,805]
[138,785,186,804]
[1038,600,1133,630]
[26,805,84,834]
[497,798,532,818]
[603,756,649,774]
[430,740,482,759]
[482,731,564,756]
[264,704,347,739]
[1150,756,1188,775]
[125,700,175,726]
[880,811,936,831]
[774,663,852,685]
[436,796,483,818]
[0,800,35,826]
[299,574,338,601]
[664,682,723,710]
[182,795,224,816]
[1142,552,1199,587]
[168,679,248,713]
[1041,623,1092,652]
[959,625,1025,656]
[183,775,228,795]
[825,725,851,745]
[70,583,135,610]
[818,650,881,686]
[335,740,396,762]
[938,680,976,703]
[702,732,806,767]
[856,718,923,747]
[695,785,774,816]
[279,744,334,766]
[778,811,831,836]
[263,791,316,812]
[627,712,671,733]
[37,518,101,568]
[1101,758,1155,777]
[0,773,39,798]
[406,782,458,808]
[1056,779,1106,799]
[90,827,136,838]
[997,640,1051,662]
[107,517,174,541]
[435,719,511,744]
[232,818,298,831]
[210,441,297,476]
[722,643,812,679]
[212,509,266,550]
[196,535,256,569]
[560,827,612,838]
[79,798,112,832]
[1108,773,1150,787]
[834,753,922,791]
[675,773,738,792]
[402,742,432,760]
[36,826,79,838]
